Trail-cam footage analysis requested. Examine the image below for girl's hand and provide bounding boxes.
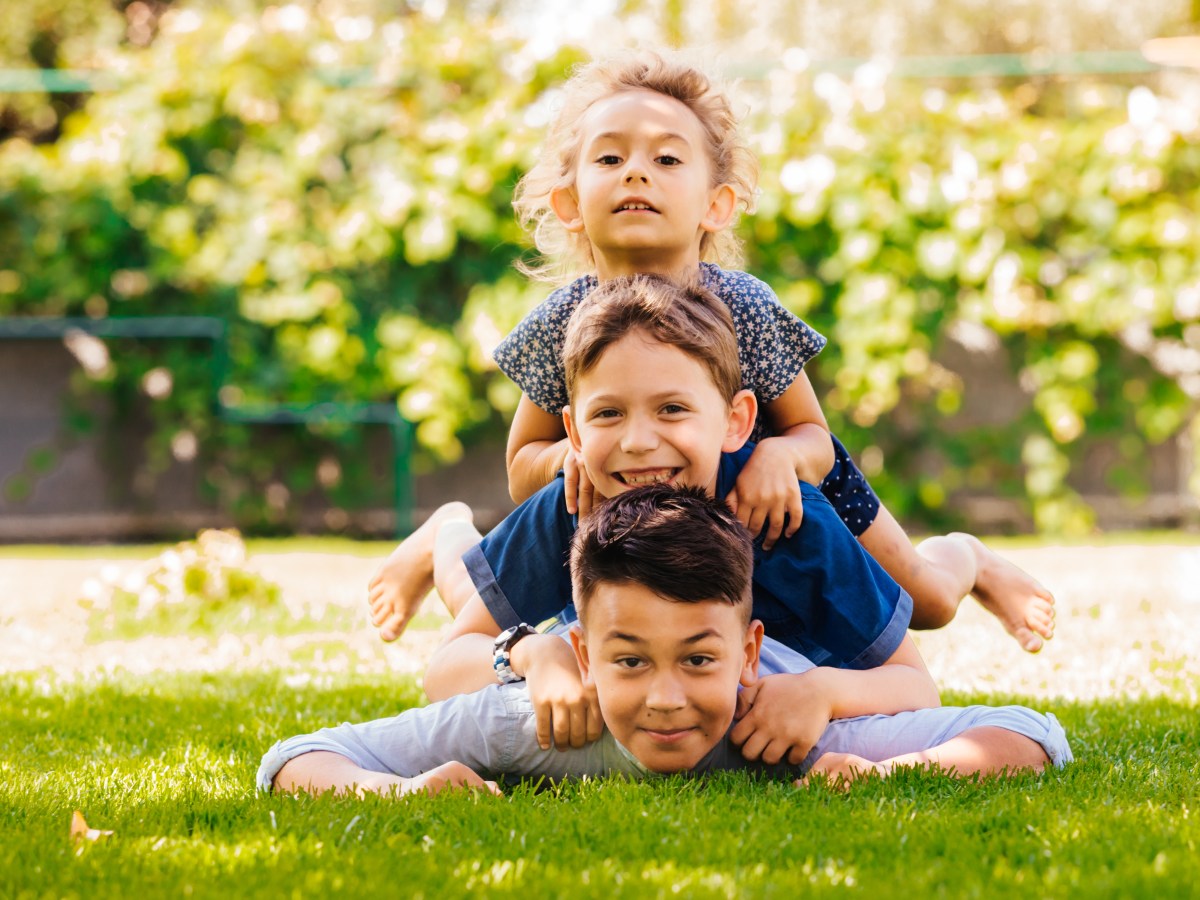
[563,449,596,517]
[731,672,833,765]
[517,634,605,750]
[724,437,803,550]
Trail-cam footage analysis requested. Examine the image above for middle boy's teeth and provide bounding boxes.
[622,470,673,485]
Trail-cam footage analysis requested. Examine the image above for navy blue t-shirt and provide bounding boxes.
[462,445,911,669]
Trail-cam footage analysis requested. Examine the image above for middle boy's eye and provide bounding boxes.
[661,403,688,415]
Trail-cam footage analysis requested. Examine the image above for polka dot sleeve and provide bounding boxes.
[707,267,827,405]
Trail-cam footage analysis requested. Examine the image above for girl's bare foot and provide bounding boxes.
[368,502,473,641]
[957,533,1056,653]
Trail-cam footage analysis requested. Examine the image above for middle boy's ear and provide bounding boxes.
[721,389,758,453]
[563,405,583,453]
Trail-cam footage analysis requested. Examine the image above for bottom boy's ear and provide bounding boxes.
[740,619,764,687]
[569,625,592,684]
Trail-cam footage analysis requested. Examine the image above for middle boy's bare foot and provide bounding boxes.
[958,533,1056,653]
[368,501,474,641]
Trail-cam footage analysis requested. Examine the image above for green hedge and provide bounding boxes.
[2,5,1198,532]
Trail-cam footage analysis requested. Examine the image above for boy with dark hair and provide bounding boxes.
[260,484,1070,798]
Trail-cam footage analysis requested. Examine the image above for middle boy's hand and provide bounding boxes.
[515,634,605,750]
[731,672,833,765]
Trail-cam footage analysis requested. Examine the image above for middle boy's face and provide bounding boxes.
[563,331,752,500]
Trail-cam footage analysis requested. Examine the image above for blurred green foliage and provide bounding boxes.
[2,2,1198,533]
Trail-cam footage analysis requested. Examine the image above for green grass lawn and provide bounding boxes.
[3,669,1197,899]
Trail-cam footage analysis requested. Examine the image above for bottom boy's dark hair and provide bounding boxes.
[570,484,754,622]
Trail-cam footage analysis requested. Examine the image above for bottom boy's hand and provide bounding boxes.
[731,672,832,765]
[386,761,502,798]
[796,752,889,790]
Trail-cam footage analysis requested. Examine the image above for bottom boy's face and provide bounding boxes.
[570,582,761,773]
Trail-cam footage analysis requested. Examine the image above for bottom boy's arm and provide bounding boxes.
[802,726,1050,786]
[273,751,501,799]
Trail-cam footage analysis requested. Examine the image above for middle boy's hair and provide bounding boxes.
[562,273,742,404]
[570,483,754,623]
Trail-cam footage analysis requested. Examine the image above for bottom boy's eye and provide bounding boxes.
[686,655,712,667]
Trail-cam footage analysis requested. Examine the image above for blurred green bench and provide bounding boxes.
[0,315,413,535]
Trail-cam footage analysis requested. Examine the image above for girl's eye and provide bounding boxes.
[656,155,682,166]
[597,154,621,166]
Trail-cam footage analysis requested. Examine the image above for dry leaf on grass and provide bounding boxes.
[70,810,114,845]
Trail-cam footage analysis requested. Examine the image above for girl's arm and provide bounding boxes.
[760,371,835,486]
[729,371,835,548]
[505,395,569,503]
[506,395,595,514]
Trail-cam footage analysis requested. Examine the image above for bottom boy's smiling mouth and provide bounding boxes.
[641,726,698,745]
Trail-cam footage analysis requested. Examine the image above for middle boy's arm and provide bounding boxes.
[731,634,939,766]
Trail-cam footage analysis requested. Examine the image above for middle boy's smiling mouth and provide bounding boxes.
[614,468,680,486]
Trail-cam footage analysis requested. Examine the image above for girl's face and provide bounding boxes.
[552,89,735,279]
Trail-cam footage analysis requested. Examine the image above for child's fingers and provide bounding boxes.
[785,492,804,537]
[562,454,579,515]
[761,505,786,551]
[571,705,590,748]
[585,697,605,743]
[743,505,768,540]
[552,700,572,750]
[759,739,790,766]
[577,466,596,517]
[535,703,553,750]
[735,725,770,761]
[724,487,739,517]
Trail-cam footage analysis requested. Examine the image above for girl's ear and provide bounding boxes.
[740,619,764,687]
[568,625,593,684]
[550,186,586,233]
[700,184,738,234]
[722,389,757,452]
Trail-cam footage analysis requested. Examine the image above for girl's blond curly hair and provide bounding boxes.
[513,49,759,284]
